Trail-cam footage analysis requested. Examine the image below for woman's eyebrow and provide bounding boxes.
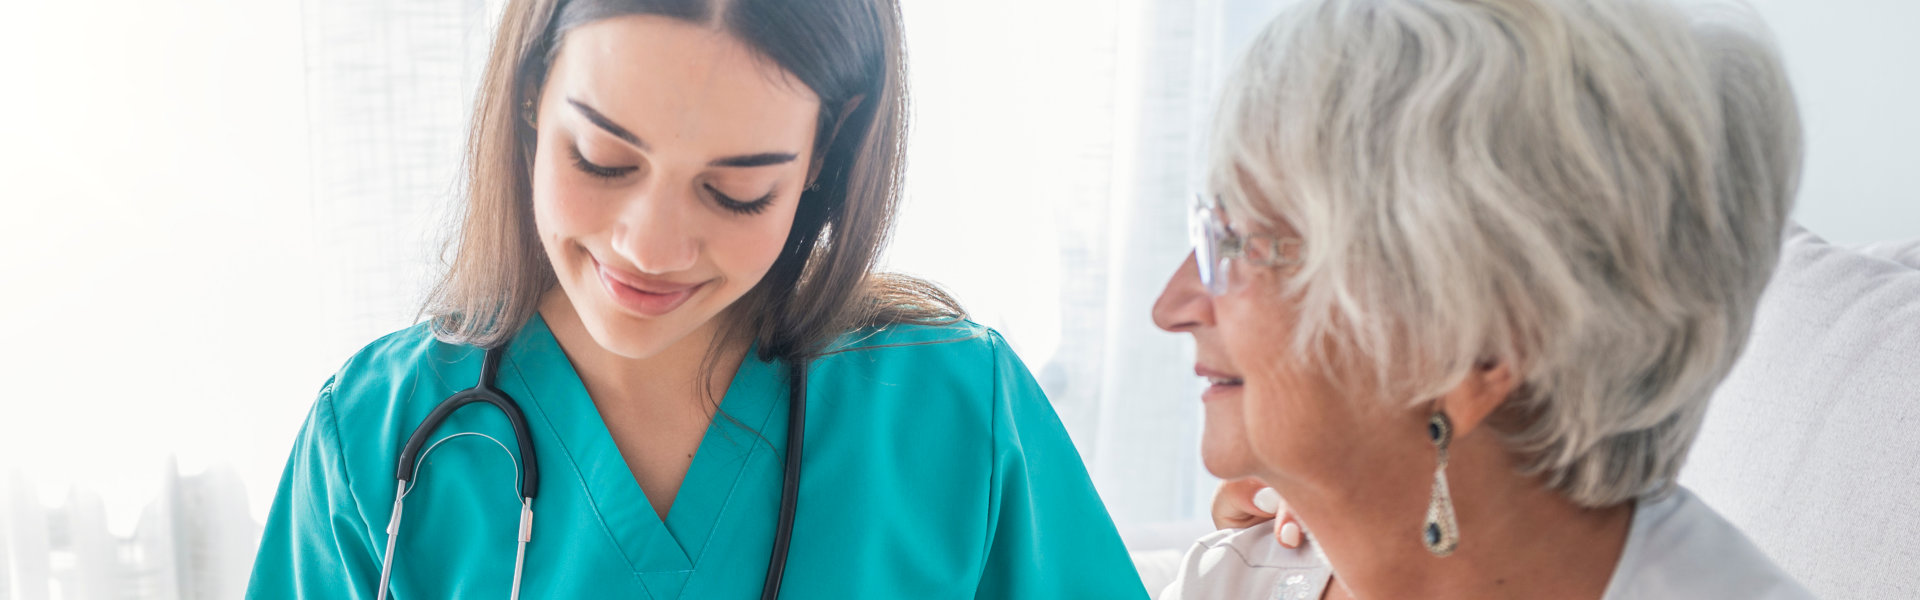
[568,98,647,149]
[567,97,798,168]
[710,153,797,168]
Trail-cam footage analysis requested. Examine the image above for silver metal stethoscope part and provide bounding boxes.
[377,431,531,600]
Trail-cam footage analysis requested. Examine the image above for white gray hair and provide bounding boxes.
[1213,0,1801,507]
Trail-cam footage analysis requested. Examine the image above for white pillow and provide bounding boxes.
[1852,238,1920,270]
[1680,224,1920,600]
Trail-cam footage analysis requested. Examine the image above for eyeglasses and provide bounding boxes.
[1189,194,1302,296]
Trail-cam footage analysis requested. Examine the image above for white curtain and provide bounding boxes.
[301,0,499,360]
[0,0,499,597]
[2,0,319,597]
[892,0,1290,549]
[0,0,1277,597]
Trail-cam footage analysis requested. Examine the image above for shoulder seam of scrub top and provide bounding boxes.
[975,328,1009,578]
[817,320,988,358]
[316,376,379,559]
[497,348,654,592]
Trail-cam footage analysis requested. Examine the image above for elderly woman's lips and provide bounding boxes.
[1201,379,1243,402]
[1195,365,1244,384]
[1196,365,1245,401]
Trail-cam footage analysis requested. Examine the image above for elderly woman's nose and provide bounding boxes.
[1154,252,1214,333]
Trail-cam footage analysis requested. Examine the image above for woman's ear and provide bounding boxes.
[806,95,866,187]
[1436,360,1518,439]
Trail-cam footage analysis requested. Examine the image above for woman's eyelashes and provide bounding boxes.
[568,145,637,179]
[706,184,775,216]
[566,143,777,215]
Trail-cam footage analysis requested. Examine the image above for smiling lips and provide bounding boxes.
[593,257,705,316]
[1197,365,1245,401]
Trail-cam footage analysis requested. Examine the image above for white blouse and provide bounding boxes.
[1157,486,1814,599]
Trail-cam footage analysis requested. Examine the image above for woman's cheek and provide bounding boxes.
[530,161,569,236]
[530,143,614,236]
[1218,293,1314,475]
[536,180,608,240]
[717,199,801,277]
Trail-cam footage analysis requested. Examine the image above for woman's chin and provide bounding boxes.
[1198,435,1260,481]
[575,305,699,359]
[1198,402,1263,479]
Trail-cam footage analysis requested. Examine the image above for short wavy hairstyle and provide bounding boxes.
[1213,0,1802,507]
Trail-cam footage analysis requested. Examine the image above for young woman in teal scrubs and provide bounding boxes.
[245,0,1145,597]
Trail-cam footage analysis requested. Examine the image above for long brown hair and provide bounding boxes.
[426,0,961,366]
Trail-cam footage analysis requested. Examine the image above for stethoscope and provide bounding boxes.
[376,346,807,600]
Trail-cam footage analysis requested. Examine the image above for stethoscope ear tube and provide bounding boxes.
[394,347,541,500]
[759,359,807,600]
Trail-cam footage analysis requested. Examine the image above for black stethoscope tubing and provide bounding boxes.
[397,348,540,498]
[389,346,804,600]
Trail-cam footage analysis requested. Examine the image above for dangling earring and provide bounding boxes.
[1423,412,1460,556]
[521,99,538,128]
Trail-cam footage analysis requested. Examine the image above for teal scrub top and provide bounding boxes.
[246,316,1147,599]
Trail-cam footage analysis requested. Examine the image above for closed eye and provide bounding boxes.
[706,185,774,216]
[569,145,637,179]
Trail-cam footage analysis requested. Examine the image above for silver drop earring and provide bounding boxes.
[1423,412,1460,556]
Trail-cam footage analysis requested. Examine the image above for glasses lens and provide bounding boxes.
[1190,197,1215,291]
[1190,195,1229,295]
[1210,244,1232,296]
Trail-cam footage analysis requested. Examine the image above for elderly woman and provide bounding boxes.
[1153,0,1812,598]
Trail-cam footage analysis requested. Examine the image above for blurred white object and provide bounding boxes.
[1679,224,1920,599]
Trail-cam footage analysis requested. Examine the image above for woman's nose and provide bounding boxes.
[610,183,700,275]
[1153,252,1214,333]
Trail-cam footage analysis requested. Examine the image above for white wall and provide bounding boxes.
[0,1,316,597]
[0,0,319,526]
[1747,0,1920,244]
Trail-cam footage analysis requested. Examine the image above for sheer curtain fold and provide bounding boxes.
[1081,0,1221,539]
[303,0,497,360]
[890,0,1289,550]
[1096,0,1293,546]
[1,2,494,598]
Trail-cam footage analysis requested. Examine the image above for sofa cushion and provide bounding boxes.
[1853,238,1920,269]
[1681,224,1920,600]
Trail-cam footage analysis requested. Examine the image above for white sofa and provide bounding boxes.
[1681,224,1920,599]
[1133,224,1920,599]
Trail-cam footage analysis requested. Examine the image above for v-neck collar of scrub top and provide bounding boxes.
[494,313,786,598]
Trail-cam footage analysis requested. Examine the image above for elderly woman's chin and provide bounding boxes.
[1198,397,1263,480]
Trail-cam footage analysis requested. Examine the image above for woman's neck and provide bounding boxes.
[536,287,751,520]
[536,287,748,412]
[1284,435,1635,600]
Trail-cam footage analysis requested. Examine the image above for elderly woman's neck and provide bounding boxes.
[1285,434,1634,600]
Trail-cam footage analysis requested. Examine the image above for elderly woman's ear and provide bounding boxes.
[1433,361,1518,440]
